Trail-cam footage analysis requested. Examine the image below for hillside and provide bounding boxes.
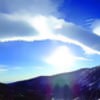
[1,66,100,100]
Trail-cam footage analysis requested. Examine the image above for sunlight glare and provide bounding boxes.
[46,46,75,71]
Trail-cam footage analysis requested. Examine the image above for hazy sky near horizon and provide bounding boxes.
[0,0,100,83]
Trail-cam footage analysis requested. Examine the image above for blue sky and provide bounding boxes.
[0,0,100,83]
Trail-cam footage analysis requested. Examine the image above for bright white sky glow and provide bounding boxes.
[46,46,75,71]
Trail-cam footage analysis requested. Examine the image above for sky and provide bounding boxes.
[0,0,100,83]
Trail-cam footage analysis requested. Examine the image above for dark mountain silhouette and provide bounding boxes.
[0,82,14,100]
[1,66,100,100]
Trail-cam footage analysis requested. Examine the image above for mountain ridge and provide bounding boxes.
[0,66,100,100]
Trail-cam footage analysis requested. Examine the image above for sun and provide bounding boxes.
[46,46,75,71]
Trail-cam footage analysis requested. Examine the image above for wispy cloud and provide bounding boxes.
[12,67,22,70]
[0,64,7,68]
[74,56,92,61]
[0,65,22,71]
[35,67,44,70]
[0,69,8,72]
[0,65,8,72]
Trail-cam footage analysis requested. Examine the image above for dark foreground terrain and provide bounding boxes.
[1,66,100,100]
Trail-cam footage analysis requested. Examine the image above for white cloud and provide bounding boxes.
[0,0,100,55]
[0,13,38,41]
[46,34,100,55]
[81,44,100,55]
[0,0,63,41]
[93,26,100,36]
[91,19,100,36]
[0,13,100,55]
[3,0,62,16]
